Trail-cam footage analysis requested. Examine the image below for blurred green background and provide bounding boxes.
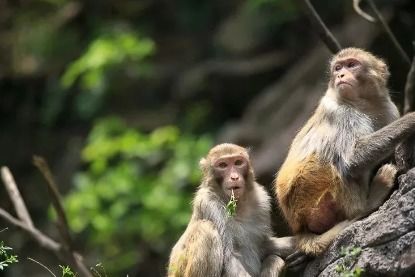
[0,0,414,276]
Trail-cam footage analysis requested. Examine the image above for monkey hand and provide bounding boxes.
[285,250,310,271]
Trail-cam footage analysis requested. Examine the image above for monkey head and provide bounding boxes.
[328,47,390,101]
[200,143,254,199]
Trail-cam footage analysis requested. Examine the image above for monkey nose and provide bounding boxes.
[230,174,239,181]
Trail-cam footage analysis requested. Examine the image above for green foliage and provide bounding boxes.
[64,116,212,274]
[62,31,154,90]
[59,265,76,277]
[0,241,18,271]
[61,30,155,118]
[335,246,364,277]
[226,190,238,217]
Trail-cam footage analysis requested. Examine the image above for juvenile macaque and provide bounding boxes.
[168,143,294,277]
[275,48,415,260]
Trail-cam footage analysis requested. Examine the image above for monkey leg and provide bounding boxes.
[296,220,351,256]
[260,254,285,277]
[168,220,222,277]
[366,163,397,212]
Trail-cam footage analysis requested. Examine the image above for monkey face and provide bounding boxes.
[212,155,248,199]
[331,58,362,99]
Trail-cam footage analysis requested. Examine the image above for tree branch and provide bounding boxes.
[1,167,34,228]
[353,0,375,22]
[33,156,74,251]
[301,0,342,53]
[366,0,411,66]
[0,208,61,252]
[0,165,93,277]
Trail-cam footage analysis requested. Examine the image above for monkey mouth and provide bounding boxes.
[336,81,351,87]
[229,186,241,191]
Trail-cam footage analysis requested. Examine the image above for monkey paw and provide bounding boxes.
[376,163,398,188]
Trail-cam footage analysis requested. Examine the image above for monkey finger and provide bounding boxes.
[286,251,309,269]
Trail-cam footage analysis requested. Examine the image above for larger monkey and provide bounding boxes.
[275,47,415,258]
[168,143,295,277]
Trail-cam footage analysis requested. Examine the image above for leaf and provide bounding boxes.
[226,190,238,216]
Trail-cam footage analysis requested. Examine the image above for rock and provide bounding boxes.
[304,168,415,277]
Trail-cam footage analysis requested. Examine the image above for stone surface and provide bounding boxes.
[304,168,415,277]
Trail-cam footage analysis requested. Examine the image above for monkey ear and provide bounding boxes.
[378,60,390,81]
[199,158,208,173]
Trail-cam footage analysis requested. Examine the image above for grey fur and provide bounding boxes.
[168,175,286,276]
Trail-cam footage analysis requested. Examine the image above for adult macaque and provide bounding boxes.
[168,143,294,277]
[275,48,415,260]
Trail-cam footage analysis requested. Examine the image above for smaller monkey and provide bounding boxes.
[275,48,415,263]
[168,143,295,277]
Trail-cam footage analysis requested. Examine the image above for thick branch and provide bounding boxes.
[1,167,34,228]
[301,0,341,53]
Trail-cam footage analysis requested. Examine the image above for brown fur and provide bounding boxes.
[277,155,343,234]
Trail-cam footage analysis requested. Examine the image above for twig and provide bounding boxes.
[366,0,411,66]
[33,156,74,251]
[0,166,93,277]
[353,0,375,22]
[27,257,57,277]
[404,42,415,114]
[1,167,34,228]
[301,0,341,53]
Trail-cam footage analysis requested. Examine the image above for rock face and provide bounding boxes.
[304,168,415,277]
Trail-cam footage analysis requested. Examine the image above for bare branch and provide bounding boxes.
[353,0,376,22]
[404,42,415,114]
[33,156,74,251]
[1,166,34,228]
[0,166,93,277]
[301,0,342,53]
[0,208,61,252]
[366,0,410,66]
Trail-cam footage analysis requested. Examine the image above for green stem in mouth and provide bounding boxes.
[226,189,238,216]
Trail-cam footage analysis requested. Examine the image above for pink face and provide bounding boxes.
[213,155,249,199]
[331,58,362,97]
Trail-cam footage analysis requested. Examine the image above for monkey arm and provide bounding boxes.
[193,190,228,231]
[258,237,291,277]
[350,112,415,174]
[260,254,285,277]
[266,236,297,258]
[222,255,251,277]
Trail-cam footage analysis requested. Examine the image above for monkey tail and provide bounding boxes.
[297,220,351,256]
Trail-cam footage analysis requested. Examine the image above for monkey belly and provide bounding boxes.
[305,192,346,234]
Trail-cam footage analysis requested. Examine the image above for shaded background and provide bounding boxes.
[0,0,414,276]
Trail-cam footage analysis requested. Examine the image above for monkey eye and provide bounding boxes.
[234,159,244,166]
[217,162,228,169]
[334,64,342,71]
[348,61,356,68]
